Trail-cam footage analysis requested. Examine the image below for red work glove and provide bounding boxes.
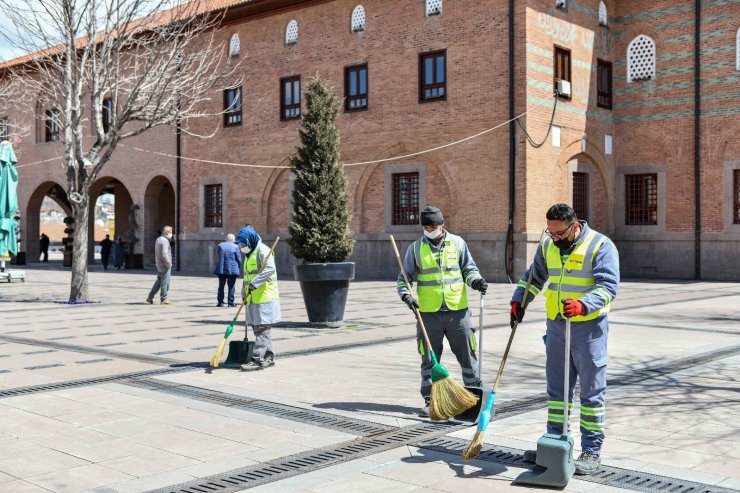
[562,298,585,318]
[510,301,525,329]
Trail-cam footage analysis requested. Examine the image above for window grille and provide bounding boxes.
[419,50,446,102]
[734,169,740,224]
[392,173,420,225]
[345,64,368,111]
[425,0,442,16]
[285,20,298,45]
[229,33,240,57]
[351,5,365,32]
[625,174,658,225]
[45,109,61,142]
[627,35,656,83]
[573,172,589,222]
[598,1,608,26]
[281,76,301,120]
[0,117,8,141]
[224,87,242,126]
[102,98,113,133]
[597,59,612,109]
[204,184,223,228]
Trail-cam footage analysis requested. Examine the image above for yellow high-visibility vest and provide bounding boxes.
[244,243,279,304]
[543,230,609,321]
[414,238,468,312]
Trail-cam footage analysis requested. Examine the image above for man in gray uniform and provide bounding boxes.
[397,206,488,417]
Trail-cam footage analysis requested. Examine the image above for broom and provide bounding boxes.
[390,235,479,421]
[210,236,280,368]
[462,229,544,460]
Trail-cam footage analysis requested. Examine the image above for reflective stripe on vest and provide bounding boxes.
[413,238,468,312]
[243,244,279,304]
[543,230,608,321]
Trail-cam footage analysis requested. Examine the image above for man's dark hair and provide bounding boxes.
[546,203,577,222]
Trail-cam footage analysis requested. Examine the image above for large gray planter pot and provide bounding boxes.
[294,262,355,326]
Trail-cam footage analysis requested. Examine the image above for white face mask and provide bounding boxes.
[423,228,443,240]
[240,245,251,254]
[164,233,173,240]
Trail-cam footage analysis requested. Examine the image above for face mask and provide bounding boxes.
[423,228,443,240]
[554,237,574,250]
[240,245,251,254]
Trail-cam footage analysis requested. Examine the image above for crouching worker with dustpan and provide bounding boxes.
[236,226,281,372]
[512,203,619,484]
[394,206,487,418]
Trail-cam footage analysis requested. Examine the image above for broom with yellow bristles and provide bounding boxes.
[461,229,544,460]
[210,237,280,368]
[390,235,479,420]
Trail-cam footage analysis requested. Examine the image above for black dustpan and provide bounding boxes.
[454,296,491,423]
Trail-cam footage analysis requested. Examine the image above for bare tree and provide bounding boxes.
[0,0,240,301]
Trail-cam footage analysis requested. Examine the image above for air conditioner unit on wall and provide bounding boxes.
[556,80,571,97]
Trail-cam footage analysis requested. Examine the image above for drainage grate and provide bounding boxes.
[414,436,740,493]
[146,421,462,493]
[123,378,394,437]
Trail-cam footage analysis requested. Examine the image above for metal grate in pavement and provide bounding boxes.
[122,377,394,437]
[146,421,462,493]
[414,436,739,493]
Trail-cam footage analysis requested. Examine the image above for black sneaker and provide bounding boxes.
[217,303,224,307]
[419,399,431,418]
[523,450,536,463]
[575,452,601,475]
[228,303,237,307]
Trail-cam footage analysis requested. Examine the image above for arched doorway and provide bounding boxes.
[25,182,71,263]
[89,178,135,264]
[144,176,175,266]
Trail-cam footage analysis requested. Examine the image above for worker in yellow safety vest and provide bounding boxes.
[397,206,488,417]
[510,203,620,476]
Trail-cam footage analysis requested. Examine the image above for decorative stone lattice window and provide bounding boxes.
[627,35,656,83]
[598,1,608,26]
[285,20,298,45]
[229,33,240,57]
[426,0,442,16]
[351,5,365,32]
[736,28,740,71]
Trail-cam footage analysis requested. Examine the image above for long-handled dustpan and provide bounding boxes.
[453,296,490,423]
[514,316,575,487]
[223,294,255,368]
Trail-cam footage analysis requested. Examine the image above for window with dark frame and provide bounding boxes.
[554,46,571,99]
[102,98,114,133]
[45,109,61,142]
[597,59,612,110]
[345,64,368,112]
[223,87,242,126]
[625,174,658,225]
[280,76,301,120]
[419,50,446,102]
[572,172,589,222]
[204,184,223,228]
[0,117,8,141]
[392,172,420,225]
[734,169,740,225]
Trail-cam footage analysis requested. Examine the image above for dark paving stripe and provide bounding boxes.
[76,358,114,364]
[25,364,65,370]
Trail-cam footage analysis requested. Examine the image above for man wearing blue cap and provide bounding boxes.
[235,226,281,371]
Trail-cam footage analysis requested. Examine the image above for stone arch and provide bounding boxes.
[144,176,175,265]
[613,123,674,166]
[713,120,740,165]
[614,22,664,57]
[262,158,292,234]
[557,141,612,232]
[25,181,71,262]
[89,176,136,261]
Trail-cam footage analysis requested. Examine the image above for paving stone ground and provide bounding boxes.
[0,262,738,492]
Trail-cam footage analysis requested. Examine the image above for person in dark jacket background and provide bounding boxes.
[99,234,113,270]
[214,233,242,307]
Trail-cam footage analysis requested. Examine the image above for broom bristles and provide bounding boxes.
[429,377,479,420]
[210,339,227,368]
[461,429,485,460]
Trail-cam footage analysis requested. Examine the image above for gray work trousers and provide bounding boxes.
[249,324,274,363]
[417,309,480,400]
[147,268,171,302]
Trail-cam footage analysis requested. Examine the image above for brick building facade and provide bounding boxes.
[6,0,740,280]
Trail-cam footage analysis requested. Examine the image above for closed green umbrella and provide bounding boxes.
[0,141,19,258]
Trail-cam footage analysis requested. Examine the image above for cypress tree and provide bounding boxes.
[288,76,354,263]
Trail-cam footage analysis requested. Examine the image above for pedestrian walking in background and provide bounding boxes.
[236,226,280,371]
[113,236,125,270]
[99,234,112,270]
[396,206,488,418]
[510,203,619,476]
[146,226,174,305]
[214,233,242,307]
[39,233,49,262]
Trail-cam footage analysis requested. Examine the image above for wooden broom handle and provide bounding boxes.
[492,228,546,391]
[390,235,435,356]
